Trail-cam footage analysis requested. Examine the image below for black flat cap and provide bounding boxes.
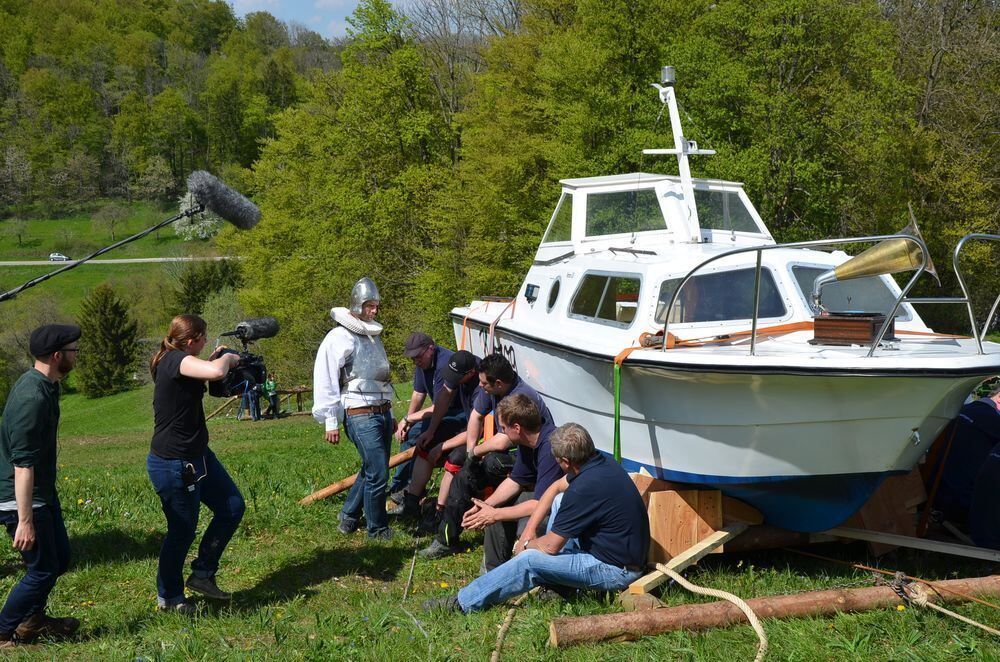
[29,324,81,358]
[442,350,479,388]
[404,331,434,358]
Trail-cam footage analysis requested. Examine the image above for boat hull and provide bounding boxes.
[455,318,985,532]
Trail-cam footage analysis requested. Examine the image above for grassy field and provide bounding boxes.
[0,386,996,660]
[0,201,216,261]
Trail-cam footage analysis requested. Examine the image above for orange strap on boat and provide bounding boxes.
[666,320,815,348]
[459,302,489,350]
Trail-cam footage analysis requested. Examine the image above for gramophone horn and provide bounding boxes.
[811,204,938,311]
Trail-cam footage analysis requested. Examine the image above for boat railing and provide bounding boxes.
[660,233,1000,357]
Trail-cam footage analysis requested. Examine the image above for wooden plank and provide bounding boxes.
[826,527,1000,563]
[628,522,748,595]
[722,496,764,526]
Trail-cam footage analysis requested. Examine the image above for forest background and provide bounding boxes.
[0,0,997,399]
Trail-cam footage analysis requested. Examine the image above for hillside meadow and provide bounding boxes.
[0,385,995,659]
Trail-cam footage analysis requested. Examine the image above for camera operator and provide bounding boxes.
[146,315,247,614]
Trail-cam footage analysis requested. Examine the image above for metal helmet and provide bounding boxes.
[349,277,381,315]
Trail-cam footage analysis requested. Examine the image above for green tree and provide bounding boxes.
[173,259,244,315]
[75,284,140,398]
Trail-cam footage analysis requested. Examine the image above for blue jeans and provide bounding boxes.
[342,411,392,536]
[389,413,467,494]
[456,548,642,612]
[147,449,246,606]
[0,502,70,634]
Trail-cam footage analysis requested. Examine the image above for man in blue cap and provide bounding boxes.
[0,324,82,648]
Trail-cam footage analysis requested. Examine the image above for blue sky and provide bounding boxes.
[229,0,366,40]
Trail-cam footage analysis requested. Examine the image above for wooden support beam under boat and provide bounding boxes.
[551,574,1000,648]
[628,522,749,595]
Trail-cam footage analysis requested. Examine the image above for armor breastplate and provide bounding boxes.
[341,331,391,397]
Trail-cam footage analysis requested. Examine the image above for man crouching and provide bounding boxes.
[0,324,82,647]
[424,422,649,612]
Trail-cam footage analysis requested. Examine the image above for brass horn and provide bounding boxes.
[811,204,939,311]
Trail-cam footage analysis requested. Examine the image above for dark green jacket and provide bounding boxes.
[0,369,61,506]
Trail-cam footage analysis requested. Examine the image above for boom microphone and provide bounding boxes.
[233,317,280,342]
[186,171,261,230]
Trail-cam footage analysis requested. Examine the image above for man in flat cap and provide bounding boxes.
[388,332,467,507]
[0,324,82,648]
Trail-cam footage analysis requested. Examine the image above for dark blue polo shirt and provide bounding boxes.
[552,454,649,568]
[413,345,461,415]
[472,375,553,431]
[509,421,563,497]
[938,398,1000,515]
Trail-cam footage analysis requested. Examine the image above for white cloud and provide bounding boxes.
[315,0,351,9]
[230,0,283,13]
[325,18,350,37]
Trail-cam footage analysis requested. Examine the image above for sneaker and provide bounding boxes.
[186,574,232,600]
[418,538,458,560]
[388,492,421,521]
[389,489,406,506]
[338,518,360,535]
[422,595,462,613]
[14,612,80,642]
[368,528,393,542]
[0,632,18,649]
[159,600,198,615]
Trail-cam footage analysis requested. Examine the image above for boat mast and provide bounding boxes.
[645,66,714,243]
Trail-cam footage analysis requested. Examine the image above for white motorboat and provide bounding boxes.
[451,67,1000,532]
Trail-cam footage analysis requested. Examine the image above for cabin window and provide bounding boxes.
[694,189,760,233]
[542,193,573,243]
[791,266,910,319]
[570,274,641,326]
[655,268,786,324]
[547,278,561,312]
[585,189,665,237]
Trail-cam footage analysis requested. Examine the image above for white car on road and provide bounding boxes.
[48,252,71,261]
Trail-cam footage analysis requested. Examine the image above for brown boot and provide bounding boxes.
[14,612,80,642]
[0,631,17,648]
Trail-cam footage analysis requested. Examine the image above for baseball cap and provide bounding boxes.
[442,350,479,388]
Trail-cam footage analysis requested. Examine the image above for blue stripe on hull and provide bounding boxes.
[614,453,901,532]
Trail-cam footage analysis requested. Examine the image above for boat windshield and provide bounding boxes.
[791,266,909,319]
[655,268,786,324]
[585,189,666,237]
[542,193,573,243]
[694,189,760,233]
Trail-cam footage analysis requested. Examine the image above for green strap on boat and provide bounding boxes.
[613,361,622,463]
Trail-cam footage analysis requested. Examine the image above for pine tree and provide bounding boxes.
[76,285,140,398]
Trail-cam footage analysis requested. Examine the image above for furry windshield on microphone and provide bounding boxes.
[186,171,261,230]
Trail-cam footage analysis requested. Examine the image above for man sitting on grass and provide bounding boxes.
[423,422,649,613]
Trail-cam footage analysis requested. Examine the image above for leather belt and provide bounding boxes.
[345,402,392,416]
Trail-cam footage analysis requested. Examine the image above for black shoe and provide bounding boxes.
[422,595,462,613]
[368,528,393,542]
[388,492,421,521]
[338,518,360,535]
[186,574,232,600]
[418,538,457,559]
[389,489,406,506]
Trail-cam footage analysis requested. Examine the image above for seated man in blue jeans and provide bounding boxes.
[424,422,649,612]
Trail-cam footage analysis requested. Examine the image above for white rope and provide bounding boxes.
[907,583,1000,638]
[657,563,768,662]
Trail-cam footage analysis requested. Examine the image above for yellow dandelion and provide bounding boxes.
[439,582,449,589]
[77,498,84,505]
[896,605,906,611]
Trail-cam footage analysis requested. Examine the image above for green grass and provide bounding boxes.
[0,386,998,660]
[0,201,216,260]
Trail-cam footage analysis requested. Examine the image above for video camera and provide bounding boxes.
[208,317,279,398]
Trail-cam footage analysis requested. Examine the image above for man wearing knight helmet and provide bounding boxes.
[313,277,395,540]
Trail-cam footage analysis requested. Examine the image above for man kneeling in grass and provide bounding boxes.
[424,423,649,613]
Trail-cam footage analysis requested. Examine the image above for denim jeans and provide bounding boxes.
[0,502,70,634]
[147,449,246,606]
[342,411,393,536]
[389,413,467,494]
[456,547,642,612]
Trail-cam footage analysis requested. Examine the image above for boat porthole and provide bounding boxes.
[547,278,561,312]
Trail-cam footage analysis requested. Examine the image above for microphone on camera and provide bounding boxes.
[222,317,280,342]
[186,171,261,230]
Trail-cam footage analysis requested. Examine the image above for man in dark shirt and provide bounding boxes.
[461,393,564,571]
[424,422,649,613]
[935,385,1000,523]
[389,332,466,499]
[419,353,553,559]
[0,324,82,647]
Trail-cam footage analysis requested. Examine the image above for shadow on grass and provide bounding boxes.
[232,545,414,609]
[71,527,161,567]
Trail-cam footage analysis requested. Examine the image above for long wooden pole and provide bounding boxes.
[299,447,416,505]
[549,575,1000,648]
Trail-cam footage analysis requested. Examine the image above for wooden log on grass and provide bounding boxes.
[299,447,416,505]
[550,574,1000,648]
